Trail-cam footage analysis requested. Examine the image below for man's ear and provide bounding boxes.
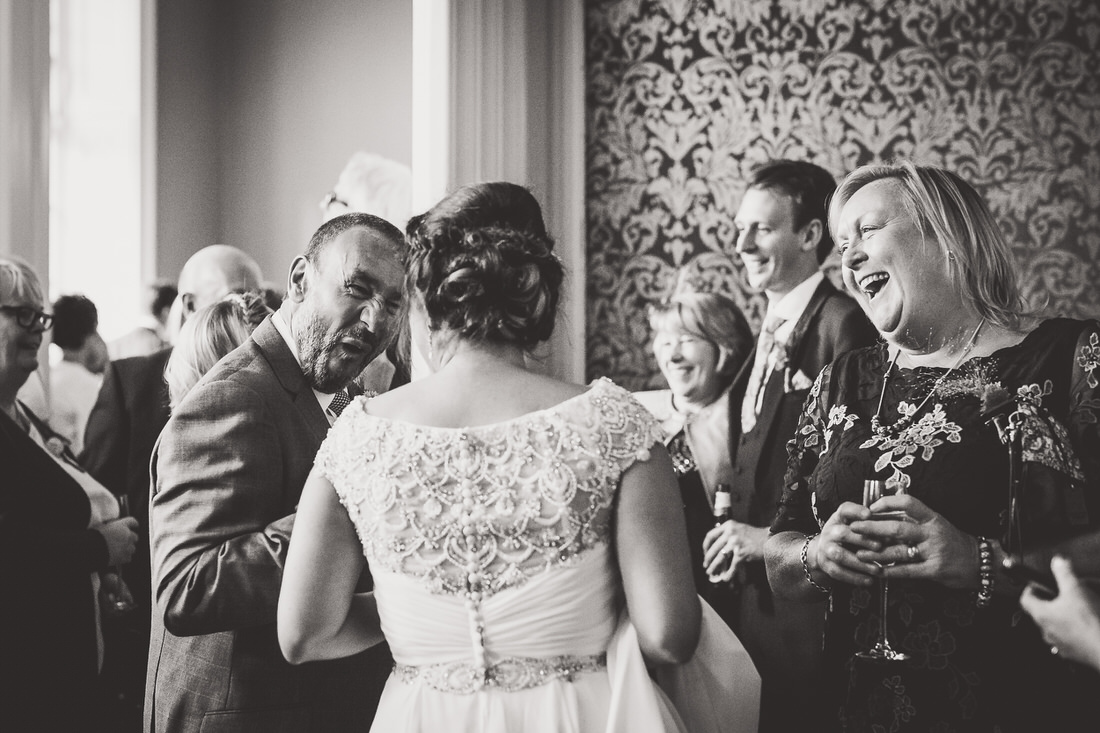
[801,219,823,252]
[287,256,309,303]
[180,292,197,316]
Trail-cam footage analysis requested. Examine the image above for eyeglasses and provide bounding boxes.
[0,305,53,331]
[321,191,349,211]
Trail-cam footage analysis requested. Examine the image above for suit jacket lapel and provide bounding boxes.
[251,317,331,443]
[783,278,836,369]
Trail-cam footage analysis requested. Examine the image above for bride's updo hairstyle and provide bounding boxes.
[405,182,563,348]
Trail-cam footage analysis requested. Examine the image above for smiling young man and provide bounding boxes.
[716,159,877,733]
[145,213,405,733]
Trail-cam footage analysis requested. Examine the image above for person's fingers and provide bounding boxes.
[716,565,737,583]
[880,561,937,580]
[816,535,878,585]
[1049,555,1076,592]
[703,522,737,559]
[834,501,873,523]
[857,541,921,566]
[725,553,744,579]
[833,523,884,552]
[704,550,729,575]
[824,502,884,551]
[114,516,139,533]
[1019,585,1047,617]
[871,493,936,522]
[703,536,732,565]
[702,524,727,548]
[819,561,877,586]
[850,516,916,545]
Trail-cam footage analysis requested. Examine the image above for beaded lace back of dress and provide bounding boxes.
[317,378,662,598]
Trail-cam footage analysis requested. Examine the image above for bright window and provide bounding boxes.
[49,0,142,341]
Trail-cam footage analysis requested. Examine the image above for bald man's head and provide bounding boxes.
[177,245,263,317]
[166,245,264,342]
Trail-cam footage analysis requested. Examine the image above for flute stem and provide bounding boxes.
[880,579,889,644]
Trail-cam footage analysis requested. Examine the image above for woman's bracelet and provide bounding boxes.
[976,535,994,608]
[801,533,830,594]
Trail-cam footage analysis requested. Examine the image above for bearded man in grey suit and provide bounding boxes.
[145,213,406,733]
[84,244,264,729]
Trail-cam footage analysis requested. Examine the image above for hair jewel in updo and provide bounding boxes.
[221,292,248,310]
[221,290,273,328]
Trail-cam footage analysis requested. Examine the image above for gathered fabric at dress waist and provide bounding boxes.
[393,651,607,694]
[373,545,620,666]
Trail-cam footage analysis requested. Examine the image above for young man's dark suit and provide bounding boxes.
[727,276,877,732]
[145,317,390,733]
[83,347,173,606]
[80,346,173,724]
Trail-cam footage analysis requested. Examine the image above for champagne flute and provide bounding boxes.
[855,479,909,661]
[110,494,136,613]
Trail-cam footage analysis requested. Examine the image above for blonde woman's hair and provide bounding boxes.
[648,291,754,391]
[829,161,1029,330]
[164,291,271,408]
[0,257,45,307]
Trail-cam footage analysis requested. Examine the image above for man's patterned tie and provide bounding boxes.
[740,315,785,434]
[328,389,351,417]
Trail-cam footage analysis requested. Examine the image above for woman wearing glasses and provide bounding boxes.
[0,257,139,732]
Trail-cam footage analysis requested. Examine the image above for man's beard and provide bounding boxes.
[296,310,375,393]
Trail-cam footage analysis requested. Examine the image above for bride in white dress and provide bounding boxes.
[279,182,759,732]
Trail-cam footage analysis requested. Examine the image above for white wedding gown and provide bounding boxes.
[317,378,760,733]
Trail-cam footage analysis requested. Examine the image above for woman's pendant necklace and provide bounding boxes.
[870,318,986,439]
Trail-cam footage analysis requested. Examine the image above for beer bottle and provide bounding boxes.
[713,483,731,526]
[709,483,734,584]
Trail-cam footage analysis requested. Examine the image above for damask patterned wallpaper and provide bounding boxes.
[585,0,1100,389]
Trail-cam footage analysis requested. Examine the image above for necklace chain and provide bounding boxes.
[870,318,986,439]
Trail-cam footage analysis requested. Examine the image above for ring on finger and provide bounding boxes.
[906,545,920,561]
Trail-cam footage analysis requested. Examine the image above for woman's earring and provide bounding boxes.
[427,329,435,364]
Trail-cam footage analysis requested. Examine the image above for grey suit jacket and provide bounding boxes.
[144,317,390,733]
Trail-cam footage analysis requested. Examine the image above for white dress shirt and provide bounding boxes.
[50,359,103,455]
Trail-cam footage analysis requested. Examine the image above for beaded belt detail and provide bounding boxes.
[393,652,607,694]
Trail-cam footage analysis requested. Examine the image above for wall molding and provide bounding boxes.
[412,0,586,382]
[0,0,50,278]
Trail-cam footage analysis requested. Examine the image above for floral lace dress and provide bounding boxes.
[317,378,713,733]
[773,318,1100,732]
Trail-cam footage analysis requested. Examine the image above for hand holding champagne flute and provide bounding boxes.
[855,478,910,661]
